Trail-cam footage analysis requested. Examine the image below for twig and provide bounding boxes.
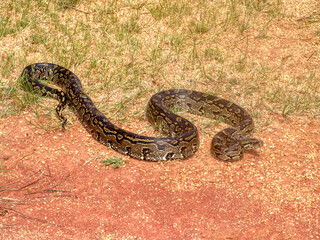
[0,223,17,229]
[35,193,77,199]
[46,164,52,178]
[26,174,70,195]
[0,207,64,227]
[70,7,91,14]
[1,169,42,187]
[0,197,25,205]
[18,171,44,190]
[9,152,35,170]
[0,171,44,192]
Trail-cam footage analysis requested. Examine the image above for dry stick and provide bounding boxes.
[35,193,77,199]
[46,164,52,178]
[0,206,64,227]
[0,171,44,192]
[26,174,71,195]
[0,223,16,229]
[18,171,44,190]
[1,174,72,228]
[1,169,42,187]
[9,152,34,170]
[70,7,91,14]
[1,197,25,205]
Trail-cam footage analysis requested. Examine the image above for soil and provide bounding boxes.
[1,112,320,239]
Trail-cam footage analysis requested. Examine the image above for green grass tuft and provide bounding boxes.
[101,157,128,168]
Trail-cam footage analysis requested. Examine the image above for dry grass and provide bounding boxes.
[0,0,319,131]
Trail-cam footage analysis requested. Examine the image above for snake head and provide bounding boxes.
[232,133,264,150]
[241,138,264,150]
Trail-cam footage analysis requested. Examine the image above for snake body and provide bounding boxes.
[21,63,263,161]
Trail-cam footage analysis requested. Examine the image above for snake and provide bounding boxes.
[20,63,263,162]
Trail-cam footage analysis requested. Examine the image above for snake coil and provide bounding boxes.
[21,63,263,161]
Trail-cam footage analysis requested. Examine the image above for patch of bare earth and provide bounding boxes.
[1,111,319,239]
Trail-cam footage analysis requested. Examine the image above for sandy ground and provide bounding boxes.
[1,112,319,239]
